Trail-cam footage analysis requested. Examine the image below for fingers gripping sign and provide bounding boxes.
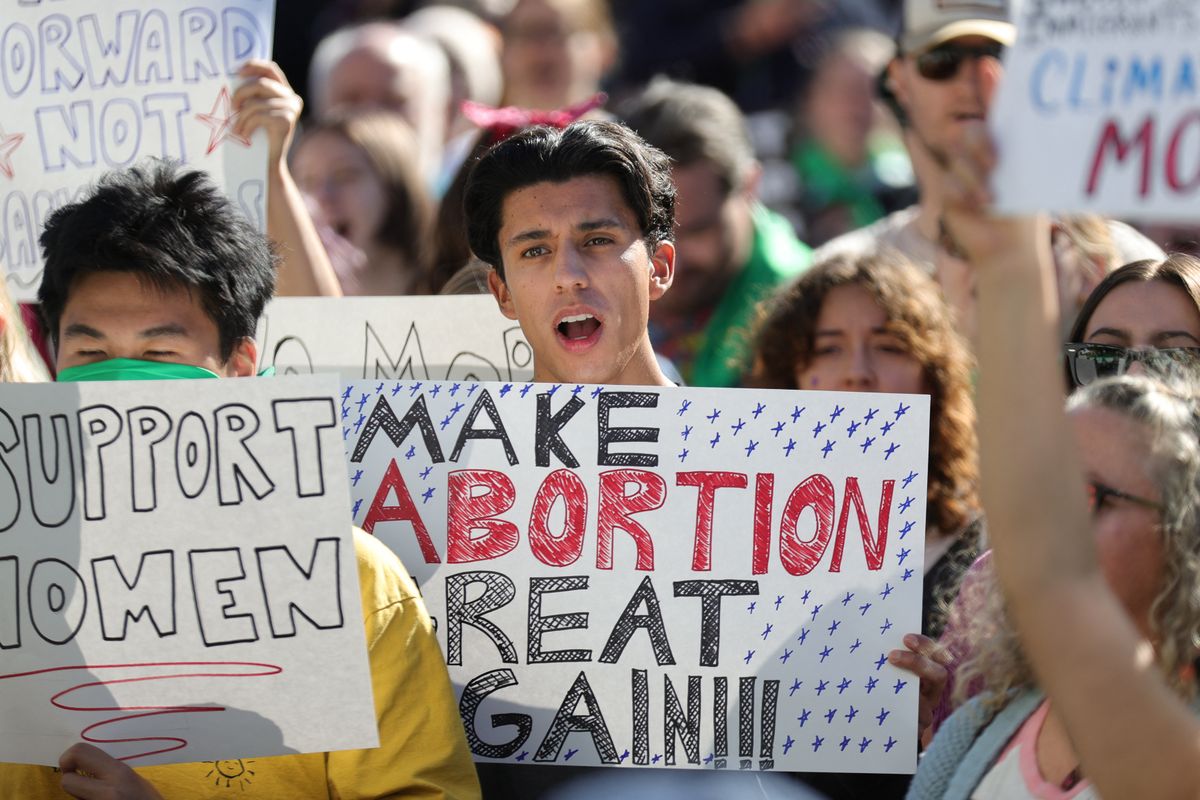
[59,743,164,800]
[232,60,304,172]
[887,633,950,744]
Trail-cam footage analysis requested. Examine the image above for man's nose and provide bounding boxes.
[553,244,589,290]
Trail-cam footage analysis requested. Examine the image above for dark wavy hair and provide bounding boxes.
[751,252,980,537]
[38,160,275,361]
[463,120,676,279]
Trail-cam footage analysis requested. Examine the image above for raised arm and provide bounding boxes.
[941,122,1200,800]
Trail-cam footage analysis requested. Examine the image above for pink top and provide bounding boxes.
[972,700,1098,800]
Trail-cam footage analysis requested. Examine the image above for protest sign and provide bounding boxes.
[992,0,1200,220]
[0,0,274,300]
[345,380,928,773]
[257,295,535,382]
[0,375,378,767]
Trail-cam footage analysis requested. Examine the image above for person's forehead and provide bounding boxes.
[61,272,200,321]
[499,175,637,235]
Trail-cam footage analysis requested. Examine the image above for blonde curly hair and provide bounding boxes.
[1,280,49,383]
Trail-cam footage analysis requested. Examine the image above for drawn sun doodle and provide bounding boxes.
[196,87,252,156]
[0,126,25,180]
[206,759,256,790]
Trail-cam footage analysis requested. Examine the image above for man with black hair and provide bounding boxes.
[2,161,481,800]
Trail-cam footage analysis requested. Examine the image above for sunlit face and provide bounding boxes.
[1083,279,1200,361]
[806,52,878,166]
[488,175,673,386]
[795,284,927,394]
[1069,405,1164,636]
[56,272,255,376]
[292,131,387,253]
[501,0,610,110]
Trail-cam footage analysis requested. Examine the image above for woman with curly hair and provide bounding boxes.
[752,251,980,639]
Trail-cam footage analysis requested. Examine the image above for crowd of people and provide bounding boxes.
[3,0,1200,797]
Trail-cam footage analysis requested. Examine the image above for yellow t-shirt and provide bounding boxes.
[0,530,481,800]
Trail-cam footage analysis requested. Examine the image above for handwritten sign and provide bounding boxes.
[992,0,1200,220]
[0,0,275,300]
[0,375,378,766]
[345,380,928,773]
[257,295,534,382]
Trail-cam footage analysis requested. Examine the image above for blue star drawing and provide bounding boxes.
[830,404,844,422]
[620,749,630,763]
[860,436,876,453]
[430,384,442,398]
[341,386,353,401]
[405,444,417,460]
[801,589,812,604]
[516,751,529,762]
[875,653,888,670]
[838,678,852,694]
[789,678,803,696]
[880,583,894,600]
[677,399,691,416]
[352,469,363,486]
[744,440,758,457]
[450,401,465,416]
[898,496,915,514]
[752,402,766,419]
[570,384,583,397]
[791,405,805,423]
[881,420,895,436]
[842,591,854,606]
[354,415,367,435]
[902,568,915,582]
[880,618,894,635]
[744,650,755,664]
[894,402,910,420]
[772,421,785,437]
[520,383,534,398]
[818,645,833,663]
[797,627,809,645]
[864,407,879,424]
[824,708,838,724]
[499,384,513,397]
[812,736,824,752]
[846,419,861,438]
[884,737,897,753]
[702,753,713,765]
[391,383,403,397]
[356,392,370,412]
[859,603,873,616]
[420,466,433,480]
[779,648,793,664]
[341,405,349,420]
[815,679,829,696]
[682,424,693,440]
[775,594,785,610]
[784,438,797,457]
[850,637,863,652]
[408,381,423,396]
[846,706,859,723]
[812,420,826,438]
[651,754,662,765]
[710,432,721,448]
[810,603,823,621]
[884,443,900,460]
[876,708,890,726]
[342,428,349,441]
[731,418,746,435]
[902,470,919,488]
[678,449,690,463]
[564,748,579,761]
[865,676,879,694]
[707,408,721,423]
[893,679,908,694]
[798,709,812,727]
[421,487,436,504]
[449,382,462,396]
[899,520,916,539]
[821,439,835,458]
[859,737,872,754]
[591,386,604,398]
[897,548,911,565]
[761,623,774,640]
[747,601,757,614]
[440,415,454,431]
[839,736,852,752]
[351,498,362,518]
[783,735,795,755]
[827,619,840,636]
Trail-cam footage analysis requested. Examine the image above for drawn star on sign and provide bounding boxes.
[0,127,25,180]
[196,86,252,155]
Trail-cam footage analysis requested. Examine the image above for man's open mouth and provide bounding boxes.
[557,313,601,341]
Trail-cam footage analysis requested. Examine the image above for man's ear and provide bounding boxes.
[487,268,519,320]
[648,240,675,301]
[226,337,258,378]
[884,57,912,119]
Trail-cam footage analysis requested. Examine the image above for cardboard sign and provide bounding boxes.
[0,0,275,300]
[992,0,1200,220]
[0,376,378,766]
[345,380,929,773]
[257,295,534,382]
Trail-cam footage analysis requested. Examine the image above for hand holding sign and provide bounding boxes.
[233,60,303,173]
[59,744,164,800]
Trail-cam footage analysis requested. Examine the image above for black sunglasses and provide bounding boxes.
[914,41,1005,81]
[1064,342,1200,387]
[1086,480,1162,516]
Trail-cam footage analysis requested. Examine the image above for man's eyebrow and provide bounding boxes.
[61,323,105,340]
[506,228,550,246]
[139,323,189,339]
[578,217,625,232]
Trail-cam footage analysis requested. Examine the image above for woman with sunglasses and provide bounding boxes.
[1064,254,1200,388]
[908,122,1200,800]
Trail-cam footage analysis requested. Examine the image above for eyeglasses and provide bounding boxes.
[914,41,1005,81]
[1086,480,1162,516]
[1064,342,1200,387]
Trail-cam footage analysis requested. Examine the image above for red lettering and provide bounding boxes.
[528,469,588,567]
[596,469,666,570]
[362,458,441,564]
[1086,115,1154,198]
[752,473,774,575]
[447,469,518,563]
[676,471,748,571]
[1166,111,1200,192]
[830,478,894,572]
[778,475,835,576]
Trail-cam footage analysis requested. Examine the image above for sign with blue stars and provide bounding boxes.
[344,382,929,773]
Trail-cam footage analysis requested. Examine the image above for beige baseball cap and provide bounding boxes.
[900,0,1015,54]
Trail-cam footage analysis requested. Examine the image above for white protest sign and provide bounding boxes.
[992,0,1200,220]
[344,380,928,773]
[0,375,378,766]
[0,0,275,300]
[257,295,534,382]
